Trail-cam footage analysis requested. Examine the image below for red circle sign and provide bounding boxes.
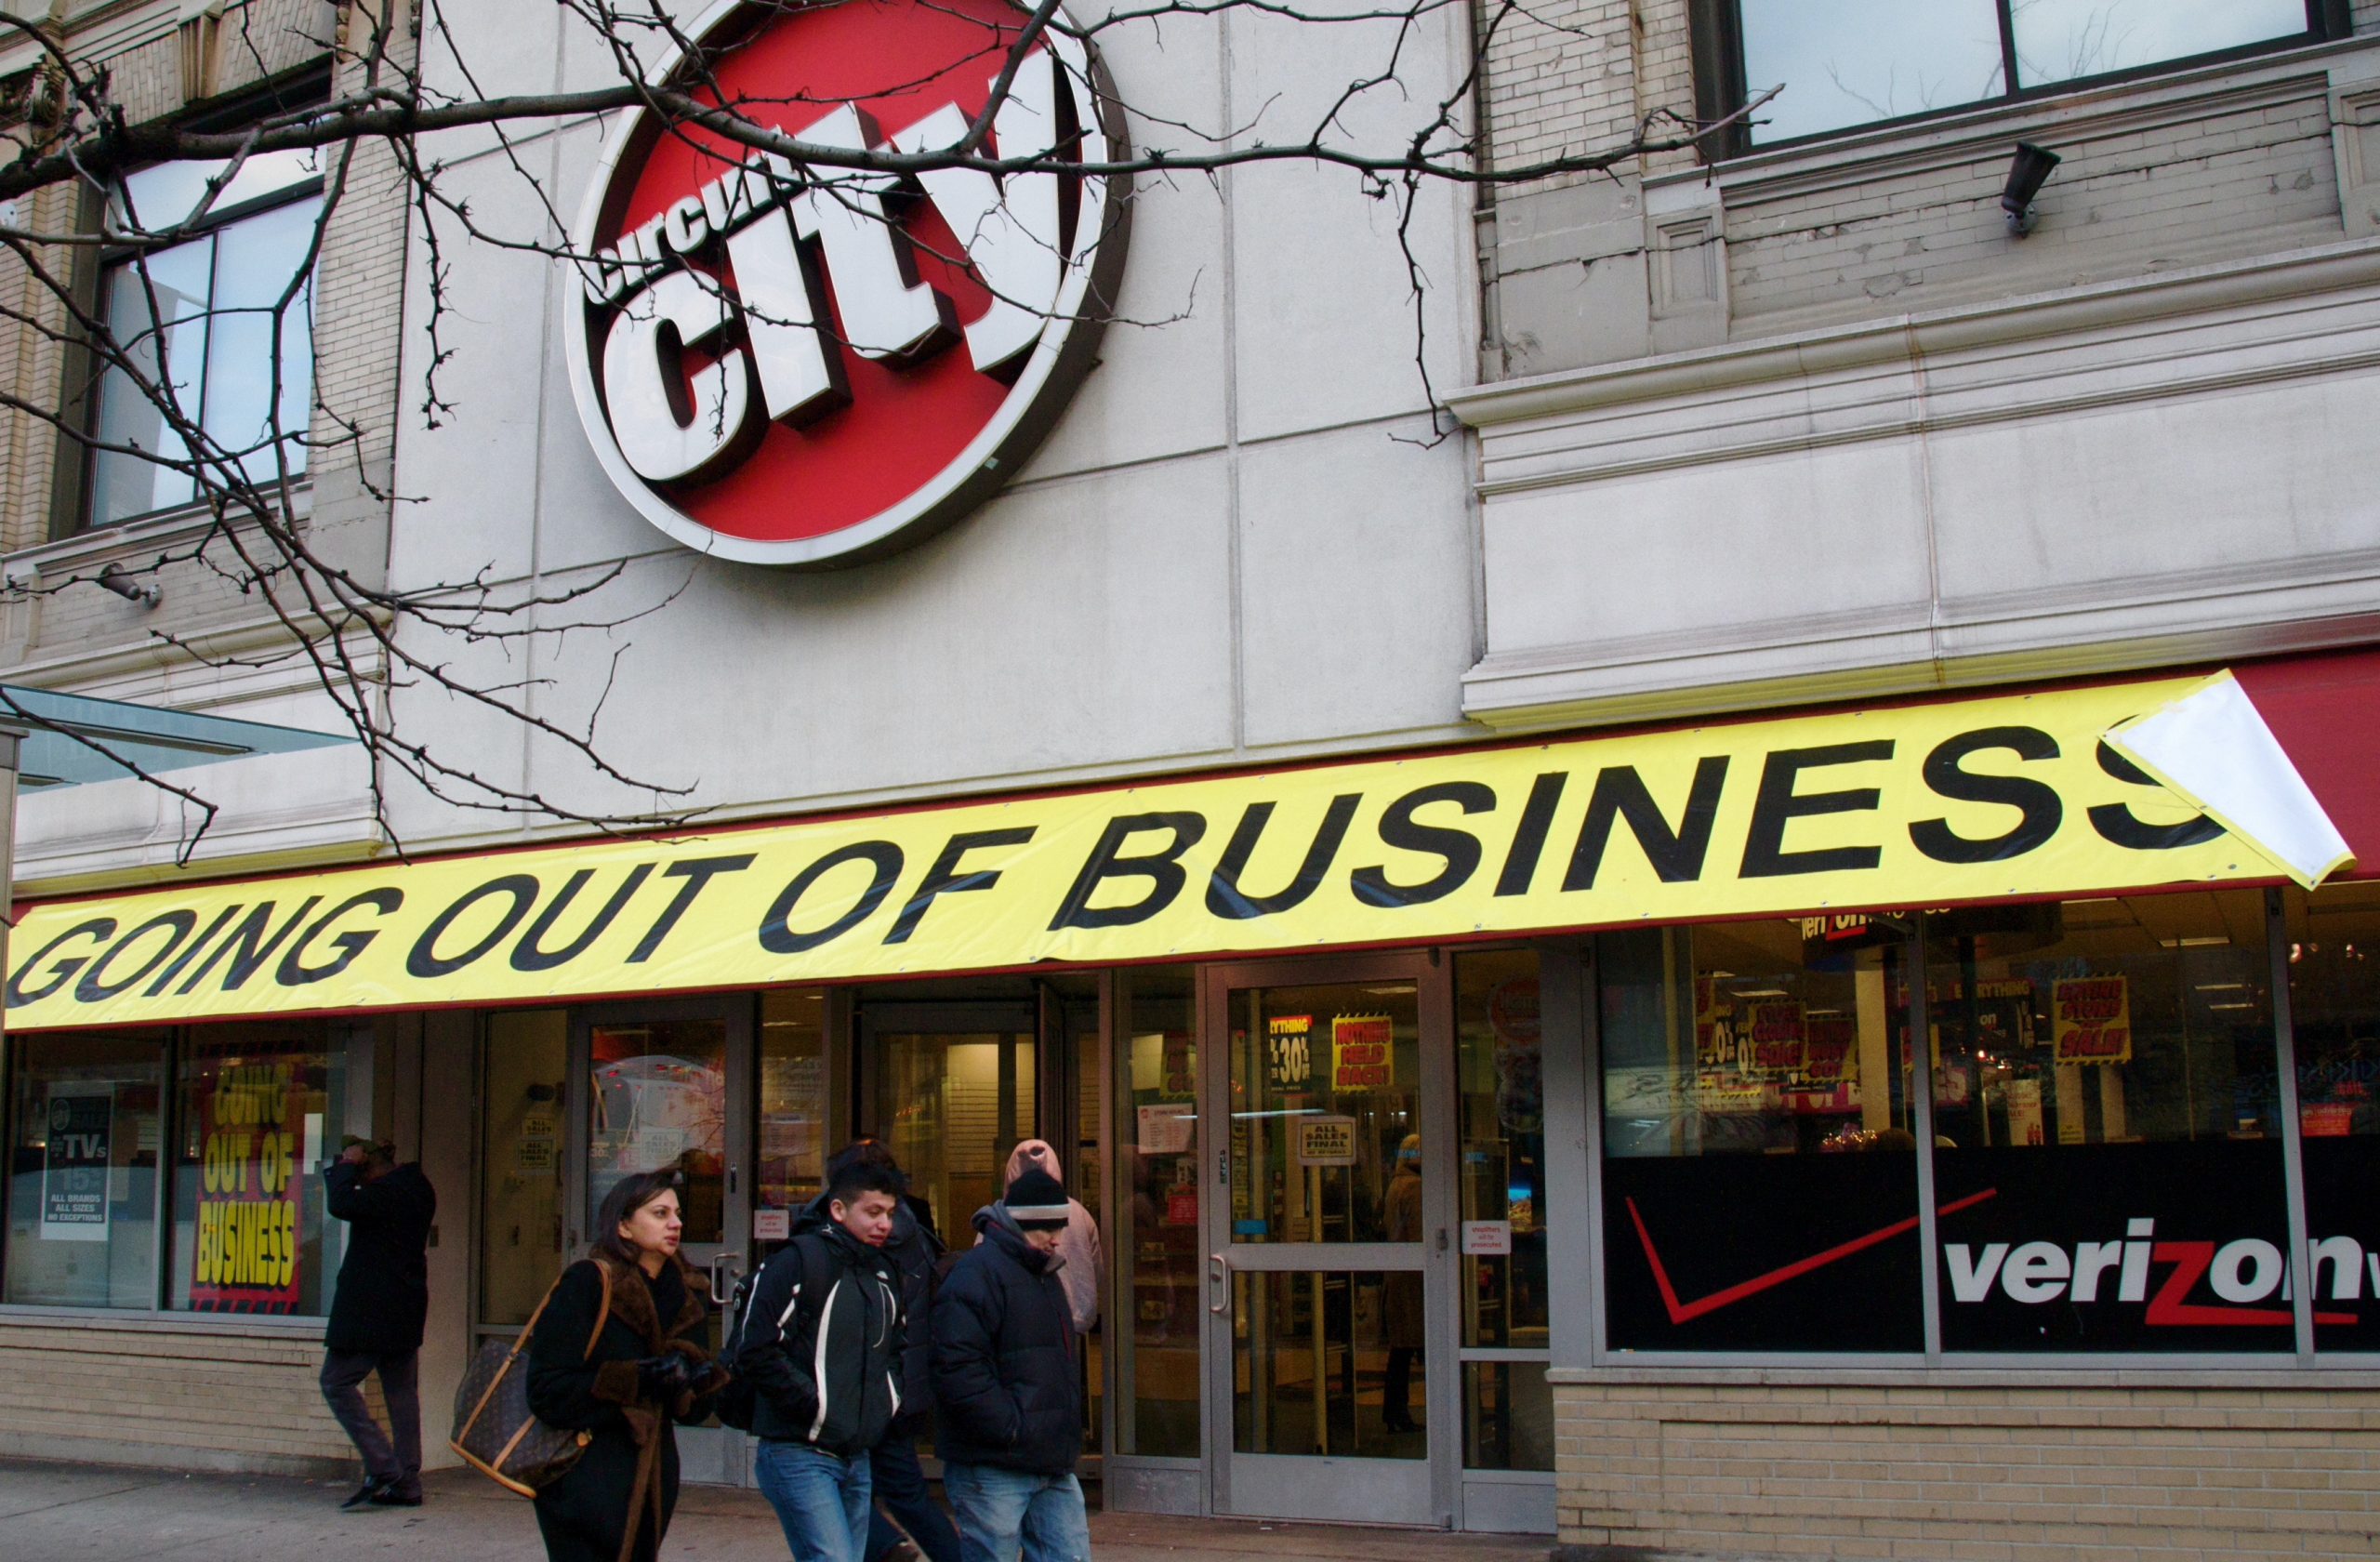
[565,0,1128,566]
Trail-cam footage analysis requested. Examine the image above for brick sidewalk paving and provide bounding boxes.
[0,1459,1551,1562]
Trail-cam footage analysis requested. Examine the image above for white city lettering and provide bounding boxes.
[592,57,1073,484]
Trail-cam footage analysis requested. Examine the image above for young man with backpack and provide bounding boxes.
[932,1165,1091,1562]
[734,1158,907,1562]
[800,1141,959,1562]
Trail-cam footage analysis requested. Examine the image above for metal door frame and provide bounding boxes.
[1198,950,1459,1529]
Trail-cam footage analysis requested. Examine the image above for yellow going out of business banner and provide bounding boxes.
[4,673,2350,1030]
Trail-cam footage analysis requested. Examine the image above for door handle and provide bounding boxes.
[707,1252,743,1309]
[1208,1253,1228,1315]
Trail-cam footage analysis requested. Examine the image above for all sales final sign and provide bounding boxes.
[5,673,2353,1029]
[565,0,1128,566]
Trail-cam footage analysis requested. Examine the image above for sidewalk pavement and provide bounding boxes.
[0,1459,1553,1562]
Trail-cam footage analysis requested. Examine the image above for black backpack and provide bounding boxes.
[716,1234,835,1433]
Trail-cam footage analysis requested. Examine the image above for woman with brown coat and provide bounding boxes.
[527,1171,726,1562]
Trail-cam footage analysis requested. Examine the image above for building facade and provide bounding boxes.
[0,2,2375,1559]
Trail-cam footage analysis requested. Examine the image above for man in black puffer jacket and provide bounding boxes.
[743,1158,906,1562]
[799,1140,959,1562]
[932,1166,1090,1562]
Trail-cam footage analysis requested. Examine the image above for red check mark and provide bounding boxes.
[1625,1188,1999,1324]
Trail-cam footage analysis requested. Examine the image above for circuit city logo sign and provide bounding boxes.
[1628,1193,2363,1330]
[564,0,1128,566]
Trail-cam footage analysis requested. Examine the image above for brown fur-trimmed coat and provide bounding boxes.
[526,1255,723,1562]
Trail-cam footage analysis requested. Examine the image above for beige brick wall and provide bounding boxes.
[0,1316,364,1478]
[1554,1373,2380,1561]
[1724,85,2342,331]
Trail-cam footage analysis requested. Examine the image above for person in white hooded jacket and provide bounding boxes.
[1000,1140,1101,1334]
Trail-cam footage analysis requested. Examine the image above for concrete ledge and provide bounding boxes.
[0,1432,352,1483]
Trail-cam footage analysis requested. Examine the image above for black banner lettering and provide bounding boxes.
[1351,782,1495,908]
[1563,760,1729,892]
[1739,743,1895,879]
[1207,796,1361,920]
[1051,814,1208,931]
[760,843,903,953]
[886,828,1037,945]
[1910,727,2063,865]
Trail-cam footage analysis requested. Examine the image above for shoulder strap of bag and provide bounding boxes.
[584,1259,614,1362]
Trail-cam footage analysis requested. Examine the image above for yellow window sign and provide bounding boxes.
[2,672,2347,1030]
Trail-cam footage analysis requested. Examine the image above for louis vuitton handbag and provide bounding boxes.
[450,1262,613,1496]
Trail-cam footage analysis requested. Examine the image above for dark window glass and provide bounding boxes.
[1457,949,1549,1352]
[1598,920,1924,1353]
[1926,891,2289,1354]
[5,1030,168,1308]
[2281,881,2380,1353]
[1116,968,1199,1458]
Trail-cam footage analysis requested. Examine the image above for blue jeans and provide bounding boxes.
[866,1433,963,1562]
[940,1464,1091,1562]
[756,1441,874,1562]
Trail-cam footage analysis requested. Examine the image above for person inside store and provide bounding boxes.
[798,1139,961,1562]
[743,1155,911,1562]
[1381,1132,1424,1436]
[526,1170,726,1562]
[1000,1140,1102,1336]
[932,1164,1091,1562]
[319,1133,438,1510]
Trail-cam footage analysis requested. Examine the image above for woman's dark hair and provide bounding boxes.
[591,1169,681,1267]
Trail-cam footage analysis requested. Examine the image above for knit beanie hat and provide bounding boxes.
[1003,1165,1070,1230]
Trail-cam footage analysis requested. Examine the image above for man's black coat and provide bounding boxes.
[323,1160,436,1355]
[931,1204,1080,1476]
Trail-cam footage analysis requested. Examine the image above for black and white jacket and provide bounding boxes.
[737,1217,906,1457]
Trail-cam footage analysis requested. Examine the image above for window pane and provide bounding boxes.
[875,1028,1032,1249]
[2014,0,2307,88]
[1457,949,1547,1349]
[1927,891,2289,1353]
[1740,0,2003,143]
[588,1017,725,1245]
[1232,1269,1424,1458]
[479,1010,566,1327]
[1600,921,1923,1352]
[1461,1359,1553,1471]
[116,149,322,232]
[1116,968,1199,1458]
[203,195,319,485]
[2281,881,2380,1353]
[757,989,829,1224]
[90,236,213,524]
[5,1031,167,1307]
[169,1022,347,1316]
[1226,981,1421,1245]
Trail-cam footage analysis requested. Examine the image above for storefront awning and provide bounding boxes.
[7,664,2370,1031]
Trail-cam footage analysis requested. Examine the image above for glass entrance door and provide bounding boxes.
[568,998,752,1484]
[1201,956,1455,1528]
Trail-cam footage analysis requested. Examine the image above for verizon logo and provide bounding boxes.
[1946,1220,2360,1326]
[1629,1195,2362,1329]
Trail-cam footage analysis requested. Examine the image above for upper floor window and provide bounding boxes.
[1703,0,2343,151]
[84,146,322,529]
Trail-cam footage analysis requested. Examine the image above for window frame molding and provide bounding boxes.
[1689,0,2356,160]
